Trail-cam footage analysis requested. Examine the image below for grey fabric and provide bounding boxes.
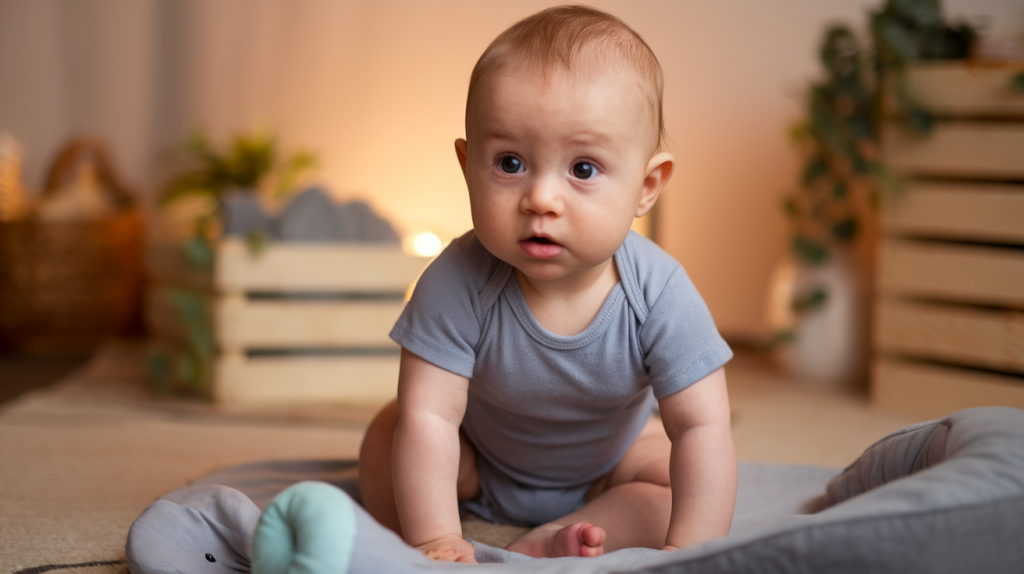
[195,459,362,510]
[276,186,355,243]
[221,190,275,238]
[390,230,732,525]
[347,494,436,573]
[827,416,950,503]
[338,201,400,243]
[126,407,1024,574]
[219,185,400,243]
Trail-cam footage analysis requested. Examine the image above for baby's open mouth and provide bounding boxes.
[519,235,564,258]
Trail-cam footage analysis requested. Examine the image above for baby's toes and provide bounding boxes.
[580,524,606,549]
[564,523,604,557]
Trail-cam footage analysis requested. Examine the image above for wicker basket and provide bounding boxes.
[0,139,143,354]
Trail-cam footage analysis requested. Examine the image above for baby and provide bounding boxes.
[359,5,735,564]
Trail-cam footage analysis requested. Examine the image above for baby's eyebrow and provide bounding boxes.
[563,131,617,152]
[481,131,516,143]
[477,124,522,142]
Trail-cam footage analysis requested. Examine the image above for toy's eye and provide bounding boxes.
[572,162,598,179]
[499,156,523,174]
[205,553,216,563]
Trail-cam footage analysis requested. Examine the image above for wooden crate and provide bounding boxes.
[145,239,428,407]
[873,62,1024,417]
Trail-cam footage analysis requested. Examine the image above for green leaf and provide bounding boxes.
[761,329,795,350]
[920,24,975,60]
[831,217,858,242]
[877,18,918,63]
[1010,73,1024,93]
[801,158,829,186]
[159,181,218,206]
[888,0,942,28]
[792,235,831,266]
[182,236,215,269]
[273,150,319,198]
[161,128,320,211]
[245,230,268,255]
[905,105,935,135]
[820,26,861,81]
[783,197,800,219]
[791,285,829,314]
[145,352,174,396]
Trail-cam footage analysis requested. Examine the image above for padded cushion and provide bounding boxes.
[127,407,1024,574]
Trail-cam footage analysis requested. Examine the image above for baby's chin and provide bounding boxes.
[512,255,617,284]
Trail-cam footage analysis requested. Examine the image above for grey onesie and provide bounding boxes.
[389,230,732,527]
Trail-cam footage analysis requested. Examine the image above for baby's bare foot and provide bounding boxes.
[505,522,606,558]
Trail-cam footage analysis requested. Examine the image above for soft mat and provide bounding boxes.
[127,407,1024,573]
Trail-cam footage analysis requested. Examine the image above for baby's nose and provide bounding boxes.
[520,177,564,216]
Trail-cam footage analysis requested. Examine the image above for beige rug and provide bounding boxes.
[0,344,925,574]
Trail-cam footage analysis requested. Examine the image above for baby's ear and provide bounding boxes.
[637,152,674,217]
[454,139,469,181]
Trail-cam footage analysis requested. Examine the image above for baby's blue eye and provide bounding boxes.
[499,156,523,174]
[572,162,598,179]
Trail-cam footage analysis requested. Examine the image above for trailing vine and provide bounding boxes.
[784,0,975,279]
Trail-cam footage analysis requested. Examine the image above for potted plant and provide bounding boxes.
[766,0,974,386]
[158,129,317,263]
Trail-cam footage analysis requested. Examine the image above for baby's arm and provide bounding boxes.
[391,348,476,563]
[658,367,736,550]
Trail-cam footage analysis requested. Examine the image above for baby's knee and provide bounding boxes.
[360,400,399,458]
[618,480,671,506]
[455,431,481,500]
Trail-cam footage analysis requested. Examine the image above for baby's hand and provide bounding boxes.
[416,535,478,563]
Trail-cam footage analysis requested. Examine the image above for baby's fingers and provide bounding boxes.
[419,537,478,563]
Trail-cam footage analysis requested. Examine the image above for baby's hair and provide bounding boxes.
[467,5,666,154]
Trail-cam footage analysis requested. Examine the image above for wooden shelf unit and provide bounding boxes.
[146,239,428,407]
[873,62,1024,417]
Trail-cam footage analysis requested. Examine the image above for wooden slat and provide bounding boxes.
[882,122,1024,179]
[216,240,427,292]
[872,357,1024,417]
[878,239,1024,308]
[214,355,399,406]
[216,298,404,348]
[875,298,1024,374]
[883,182,1024,244]
[886,62,1024,118]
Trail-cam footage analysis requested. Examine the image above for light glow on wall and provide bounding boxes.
[404,232,443,258]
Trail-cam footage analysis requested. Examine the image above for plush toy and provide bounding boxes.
[126,484,260,574]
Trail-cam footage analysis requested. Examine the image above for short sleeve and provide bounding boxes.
[639,267,733,400]
[389,233,489,378]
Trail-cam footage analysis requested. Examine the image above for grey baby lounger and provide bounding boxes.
[126,406,1024,573]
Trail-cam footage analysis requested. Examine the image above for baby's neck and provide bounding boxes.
[514,258,619,337]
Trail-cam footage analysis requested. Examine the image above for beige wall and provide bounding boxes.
[1,0,1021,339]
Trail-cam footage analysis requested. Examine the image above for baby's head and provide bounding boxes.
[467,5,665,156]
[456,6,674,283]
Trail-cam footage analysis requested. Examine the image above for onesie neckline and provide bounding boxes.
[502,248,630,351]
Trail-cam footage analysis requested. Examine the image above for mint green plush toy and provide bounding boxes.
[253,482,357,574]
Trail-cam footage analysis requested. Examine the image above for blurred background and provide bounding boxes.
[1,0,1022,413]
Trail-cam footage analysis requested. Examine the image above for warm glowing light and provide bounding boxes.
[404,232,442,257]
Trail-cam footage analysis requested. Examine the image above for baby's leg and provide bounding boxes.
[504,418,671,558]
[359,399,481,537]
